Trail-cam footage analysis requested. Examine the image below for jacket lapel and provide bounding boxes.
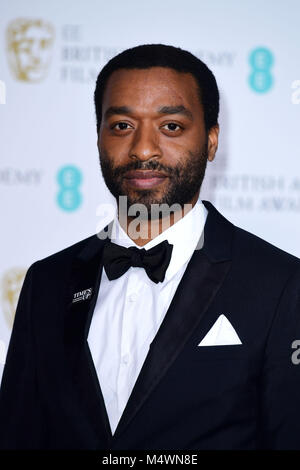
[63,225,114,445]
[63,202,234,445]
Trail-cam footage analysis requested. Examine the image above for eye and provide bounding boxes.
[111,122,133,131]
[161,123,182,132]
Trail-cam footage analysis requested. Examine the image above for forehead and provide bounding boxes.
[102,67,202,114]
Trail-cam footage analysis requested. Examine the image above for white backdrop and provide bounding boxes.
[1,0,300,381]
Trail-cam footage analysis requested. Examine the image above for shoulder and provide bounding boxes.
[233,224,300,274]
[228,225,300,304]
[28,233,100,277]
[203,199,300,275]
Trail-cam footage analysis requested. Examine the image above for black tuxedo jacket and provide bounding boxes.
[1,200,300,450]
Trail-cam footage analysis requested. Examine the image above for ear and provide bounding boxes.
[207,125,219,162]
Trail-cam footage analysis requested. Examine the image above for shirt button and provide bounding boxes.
[122,354,129,364]
[128,292,138,302]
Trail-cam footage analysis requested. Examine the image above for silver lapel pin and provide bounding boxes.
[72,287,93,304]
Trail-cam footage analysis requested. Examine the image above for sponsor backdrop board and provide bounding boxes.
[0,0,300,381]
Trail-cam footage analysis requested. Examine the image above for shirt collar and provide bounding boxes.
[110,195,208,283]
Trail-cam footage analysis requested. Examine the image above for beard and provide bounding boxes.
[99,140,208,219]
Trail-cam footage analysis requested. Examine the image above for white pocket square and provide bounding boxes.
[198,314,242,346]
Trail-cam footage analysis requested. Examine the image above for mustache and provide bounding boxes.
[105,158,181,179]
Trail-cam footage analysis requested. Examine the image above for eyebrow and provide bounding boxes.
[104,106,132,120]
[104,105,193,121]
[157,105,193,121]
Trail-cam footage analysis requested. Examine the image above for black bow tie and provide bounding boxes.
[102,239,173,284]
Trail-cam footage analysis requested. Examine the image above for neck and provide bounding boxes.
[117,191,200,247]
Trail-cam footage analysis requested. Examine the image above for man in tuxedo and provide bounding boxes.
[1,44,300,450]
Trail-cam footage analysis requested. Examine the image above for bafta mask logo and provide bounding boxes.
[1,268,27,328]
[6,18,55,83]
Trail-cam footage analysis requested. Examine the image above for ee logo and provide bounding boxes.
[56,165,82,211]
[248,47,274,93]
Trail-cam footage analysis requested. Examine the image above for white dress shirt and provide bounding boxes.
[87,196,208,435]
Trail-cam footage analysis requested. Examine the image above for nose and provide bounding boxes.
[128,123,162,162]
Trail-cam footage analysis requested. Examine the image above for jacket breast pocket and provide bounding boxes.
[189,344,247,362]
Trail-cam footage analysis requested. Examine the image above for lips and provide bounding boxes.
[123,170,168,189]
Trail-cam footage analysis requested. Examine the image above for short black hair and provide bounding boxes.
[94,44,219,133]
